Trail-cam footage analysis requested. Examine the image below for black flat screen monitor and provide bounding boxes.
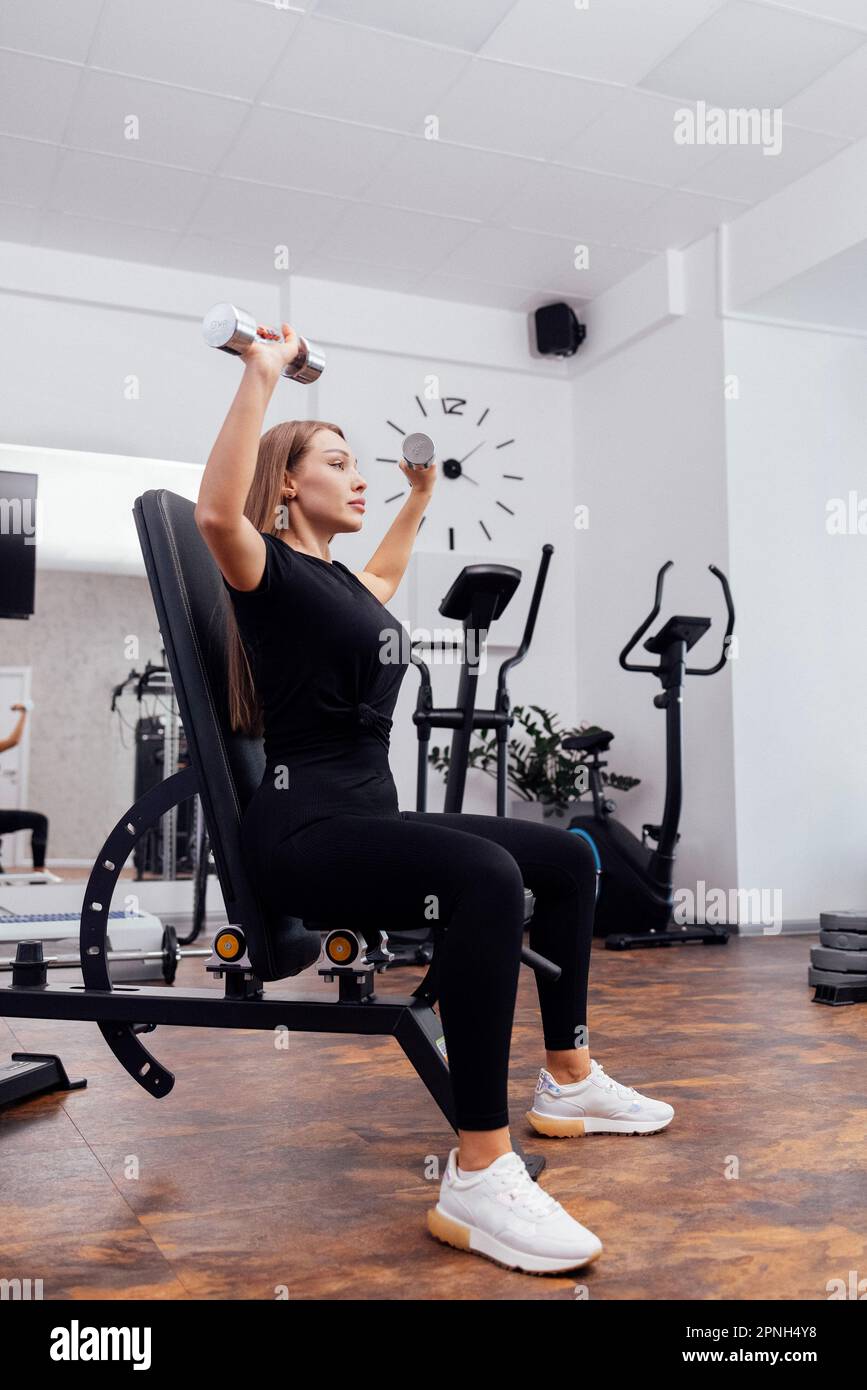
[0,470,38,619]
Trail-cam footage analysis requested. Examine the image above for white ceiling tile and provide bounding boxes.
[557,89,723,185]
[49,148,208,229]
[433,57,623,160]
[37,210,180,264]
[539,241,652,296]
[289,251,425,294]
[258,17,471,131]
[242,0,310,10]
[89,0,301,99]
[434,224,577,282]
[65,70,250,171]
[220,108,401,196]
[188,177,352,257]
[0,135,62,203]
[434,222,649,297]
[358,137,540,220]
[168,229,296,281]
[310,0,519,52]
[0,51,82,141]
[318,200,477,270]
[0,200,44,241]
[784,43,867,138]
[479,0,727,84]
[617,188,748,251]
[491,162,664,240]
[412,270,567,310]
[767,0,867,27]
[682,122,848,200]
[4,0,853,302]
[640,0,865,107]
[0,0,105,62]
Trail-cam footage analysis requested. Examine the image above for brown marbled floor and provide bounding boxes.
[1,930,865,1301]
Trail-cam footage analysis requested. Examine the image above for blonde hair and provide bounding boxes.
[224,419,345,735]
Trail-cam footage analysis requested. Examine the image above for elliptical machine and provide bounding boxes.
[566,561,735,951]
[385,545,554,965]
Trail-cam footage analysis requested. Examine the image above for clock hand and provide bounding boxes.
[458,441,485,464]
[461,472,480,486]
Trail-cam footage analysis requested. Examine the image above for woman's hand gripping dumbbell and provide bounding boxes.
[202,303,325,384]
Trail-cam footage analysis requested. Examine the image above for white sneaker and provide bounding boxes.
[427,1147,602,1275]
[526,1059,674,1137]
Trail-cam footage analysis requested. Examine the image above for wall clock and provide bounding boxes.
[376,394,524,552]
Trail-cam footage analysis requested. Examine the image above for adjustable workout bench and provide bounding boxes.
[0,491,554,1177]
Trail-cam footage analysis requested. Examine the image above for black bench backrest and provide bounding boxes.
[133,489,314,981]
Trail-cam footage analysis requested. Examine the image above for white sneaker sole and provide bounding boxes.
[427,1203,602,1275]
[526,1107,673,1137]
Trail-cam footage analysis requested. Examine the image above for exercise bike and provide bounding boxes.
[566,560,735,951]
[385,544,553,965]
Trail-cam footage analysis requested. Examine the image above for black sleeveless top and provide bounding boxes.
[222,530,412,831]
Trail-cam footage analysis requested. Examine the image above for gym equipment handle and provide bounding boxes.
[497,544,554,700]
[686,565,735,676]
[521,945,561,982]
[619,561,735,676]
[619,560,674,673]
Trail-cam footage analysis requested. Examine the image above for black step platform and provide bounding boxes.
[0,1053,86,1110]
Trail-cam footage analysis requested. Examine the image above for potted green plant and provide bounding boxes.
[429,704,640,822]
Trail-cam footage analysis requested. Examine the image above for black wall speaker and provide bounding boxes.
[533,302,587,359]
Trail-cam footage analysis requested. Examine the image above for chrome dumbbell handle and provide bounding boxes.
[202,302,325,384]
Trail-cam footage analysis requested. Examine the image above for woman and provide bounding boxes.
[196,323,673,1277]
[0,703,50,877]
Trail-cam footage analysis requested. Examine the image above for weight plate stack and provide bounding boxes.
[809,911,867,1004]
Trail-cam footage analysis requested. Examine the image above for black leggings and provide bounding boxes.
[259,808,597,1131]
[0,810,48,869]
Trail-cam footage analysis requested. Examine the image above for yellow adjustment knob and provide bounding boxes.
[329,935,351,961]
[216,932,240,959]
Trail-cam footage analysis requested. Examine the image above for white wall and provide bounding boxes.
[724,317,867,919]
[0,244,286,462]
[570,237,739,906]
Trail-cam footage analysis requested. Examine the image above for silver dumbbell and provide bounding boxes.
[202,303,325,384]
[402,432,435,470]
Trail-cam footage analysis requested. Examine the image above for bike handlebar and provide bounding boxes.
[619,560,674,673]
[619,561,735,676]
[497,544,554,699]
[687,564,735,676]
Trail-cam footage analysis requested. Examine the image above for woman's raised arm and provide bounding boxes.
[0,706,26,754]
[195,323,299,592]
